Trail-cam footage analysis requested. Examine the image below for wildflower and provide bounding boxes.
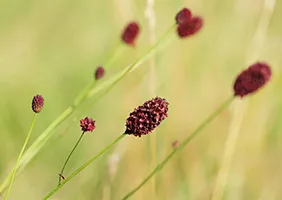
[175,8,192,24]
[95,66,105,80]
[122,22,140,46]
[234,62,272,97]
[172,140,180,148]
[177,17,203,38]
[125,97,169,137]
[32,95,44,113]
[80,117,96,132]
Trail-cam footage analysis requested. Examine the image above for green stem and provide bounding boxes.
[42,134,126,200]
[4,113,38,200]
[122,96,235,200]
[105,44,126,70]
[58,132,85,185]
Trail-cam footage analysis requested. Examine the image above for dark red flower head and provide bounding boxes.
[125,97,169,137]
[121,21,140,46]
[95,66,105,80]
[175,8,192,24]
[177,16,203,38]
[233,62,272,97]
[80,117,96,132]
[32,95,44,113]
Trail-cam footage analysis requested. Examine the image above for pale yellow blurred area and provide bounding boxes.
[0,0,282,199]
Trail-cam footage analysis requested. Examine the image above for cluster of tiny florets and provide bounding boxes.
[32,95,44,113]
[80,117,96,132]
[125,97,169,137]
[95,66,105,80]
[175,8,203,38]
[122,21,140,46]
[233,62,272,97]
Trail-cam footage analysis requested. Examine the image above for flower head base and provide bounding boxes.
[177,17,203,38]
[95,66,105,80]
[233,62,272,97]
[32,95,44,113]
[175,8,192,24]
[125,97,169,137]
[80,117,96,132]
[122,22,140,46]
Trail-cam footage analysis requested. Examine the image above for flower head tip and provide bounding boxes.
[95,66,105,80]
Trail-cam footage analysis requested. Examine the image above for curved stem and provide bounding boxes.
[122,96,235,200]
[42,134,126,200]
[58,132,85,185]
[4,113,37,200]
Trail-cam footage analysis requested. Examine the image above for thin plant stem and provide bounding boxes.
[0,24,176,194]
[42,134,126,200]
[58,131,85,185]
[105,44,126,70]
[4,113,38,200]
[122,96,235,200]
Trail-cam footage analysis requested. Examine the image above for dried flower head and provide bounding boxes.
[234,62,272,97]
[125,97,169,137]
[32,95,44,113]
[80,117,96,132]
[95,66,105,80]
[172,140,180,149]
[177,16,203,38]
[175,8,192,24]
[122,21,140,46]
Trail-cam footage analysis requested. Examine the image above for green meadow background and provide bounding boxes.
[0,0,281,199]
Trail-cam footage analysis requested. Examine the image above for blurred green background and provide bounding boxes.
[0,0,281,199]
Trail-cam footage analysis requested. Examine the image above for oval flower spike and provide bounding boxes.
[95,66,105,80]
[32,95,44,113]
[121,21,140,46]
[175,8,192,24]
[125,97,169,137]
[233,62,272,97]
[177,16,203,38]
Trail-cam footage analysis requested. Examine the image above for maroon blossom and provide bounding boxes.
[125,97,169,137]
[95,66,105,80]
[233,62,272,97]
[175,8,192,24]
[121,22,140,46]
[80,117,96,132]
[32,95,44,113]
[177,16,203,38]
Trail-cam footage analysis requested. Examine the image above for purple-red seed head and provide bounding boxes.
[177,16,203,38]
[125,97,169,137]
[80,117,96,132]
[233,62,272,97]
[95,66,105,80]
[121,22,140,46]
[32,95,44,113]
[175,8,192,24]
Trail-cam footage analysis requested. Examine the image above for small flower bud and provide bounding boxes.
[32,95,44,113]
[95,66,105,80]
[177,17,203,38]
[172,140,180,149]
[175,8,192,24]
[233,62,272,97]
[80,117,96,132]
[121,22,140,46]
[125,97,169,137]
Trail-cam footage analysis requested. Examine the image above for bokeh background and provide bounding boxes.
[0,0,281,199]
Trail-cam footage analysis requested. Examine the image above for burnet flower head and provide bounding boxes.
[121,21,140,46]
[233,62,272,97]
[80,117,96,132]
[125,97,169,137]
[175,7,203,38]
[32,95,44,113]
